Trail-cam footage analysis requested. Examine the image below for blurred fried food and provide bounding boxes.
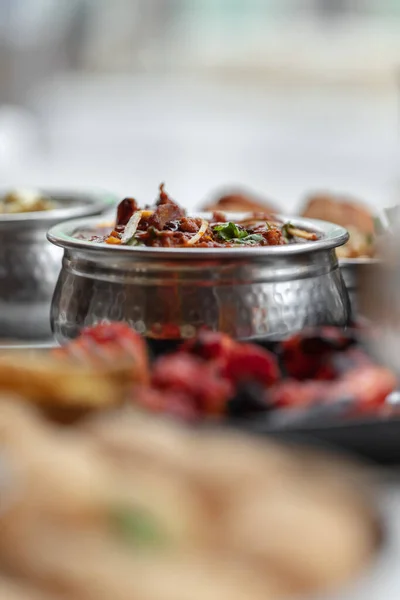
[0,325,150,420]
[0,352,134,418]
[203,189,277,214]
[301,192,375,259]
[0,399,378,600]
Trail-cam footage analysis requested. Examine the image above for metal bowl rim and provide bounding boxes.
[47,213,349,259]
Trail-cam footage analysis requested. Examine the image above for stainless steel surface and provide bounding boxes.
[48,214,351,343]
[339,258,380,319]
[0,189,117,340]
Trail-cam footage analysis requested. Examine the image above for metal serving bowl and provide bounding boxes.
[0,189,117,340]
[47,214,350,344]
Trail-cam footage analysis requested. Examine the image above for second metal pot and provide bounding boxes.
[0,189,117,340]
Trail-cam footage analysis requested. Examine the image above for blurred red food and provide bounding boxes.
[181,329,237,362]
[270,364,397,413]
[151,353,233,416]
[281,327,355,380]
[52,322,150,384]
[222,343,280,387]
[334,366,397,413]
[133,385,199,421]
[270,380,329,409]
[53,322,397,422]
[182,330,280,385]
[149,323,182,339]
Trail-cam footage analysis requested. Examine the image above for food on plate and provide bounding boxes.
[48,323,397,424]
[300,192,375,259]
[268,329,396,413]
[0,398,378,599]
[85,185,319,248]
[143,327,395,420]
[0,188,55,213]
[202,188,277,214]
[0,321,394,426]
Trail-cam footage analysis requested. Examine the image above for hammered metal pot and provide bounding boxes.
[47,215,351,344]
[0,190,117,340]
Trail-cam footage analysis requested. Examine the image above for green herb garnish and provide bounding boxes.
[110,506,169,549]
[213,221,248,241]
[281,222,294,242]
[234,233,264,245]
[126,237,142,246]
[213,222,265,245]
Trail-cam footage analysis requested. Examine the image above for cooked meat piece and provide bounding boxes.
[156,183,172,205]
[265,228,285,245]
[179,218,201,233]
[156,183,182,207]
[148,204,185,231]
[300,193,374,234]
[115,198,138,228]
[145,231,189,247]
[250,224,285,246]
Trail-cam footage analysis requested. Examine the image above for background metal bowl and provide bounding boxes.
[0,189,117,340]
[48,214,351,343]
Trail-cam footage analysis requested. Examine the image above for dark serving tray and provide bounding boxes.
[238,414,400,465]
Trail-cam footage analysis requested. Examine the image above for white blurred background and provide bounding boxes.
[0,0,400,212]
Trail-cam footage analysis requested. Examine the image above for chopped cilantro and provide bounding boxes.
[213,221,248,241]
[126,237,142,246]
[213,222,269,245]
[281,222,294,241]
[234,233,264,245]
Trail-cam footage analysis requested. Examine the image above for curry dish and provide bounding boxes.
[88,185,318,248]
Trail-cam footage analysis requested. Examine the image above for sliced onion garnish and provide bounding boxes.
[121,210,153,244]
[285,226,318,241]
[186,219,209,246]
